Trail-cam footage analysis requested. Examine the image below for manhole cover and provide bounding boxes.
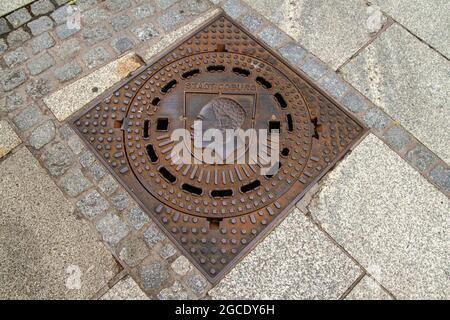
[71,13,367,283]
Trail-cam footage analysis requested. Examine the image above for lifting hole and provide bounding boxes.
[113,119,123,128]
[159,167,176,183]
[256,76,272,89]
[161,80,177,94]
[146,144,158,162]
[151,97,160,106]
[211,189,233,198]
[232,67,250,77]
[312,117,322,139]
[281,148,290,157]
[181,183,202,196]
[181,69,200,79]
[274,93,287,109]
[207,65,225,72]
[215,44,227,52]
[207,217,223,230]
[156,118,169,131]
[240,180,261,193]
[286,114,293,132]
[143,120,150,138]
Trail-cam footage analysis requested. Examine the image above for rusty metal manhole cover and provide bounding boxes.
[71,13,366,283]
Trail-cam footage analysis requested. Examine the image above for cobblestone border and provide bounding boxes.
[0,0,448,300]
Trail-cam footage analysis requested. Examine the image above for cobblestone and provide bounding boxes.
[125,207,149,231]
[111,192,130,211]
[6,8,32,28]
[53,38,80,60]
[0,120,21,159]
[28,119,56,149]
[98,174,119,196]
[55,23,80,39]
[133,4,155,19]
[1,69,27,91]
[28,17,54,36]
[144,224,166,247]
[429,165,450,193]
[319,73,349,100]
[240,13,263,33]
[278,42,307,67]
[362,108,390,131]
[185,272,209,296]
[118,236,149,267]
[1,92,23,112]
[13,104,44,131]
[67,135,84,155]
[51,5,71,24]
[341,90,368,114]
[96,212,130,247]
[111,15,131,32]
[111,37,134,54]
[156,0,177,10]
[139,261,169,291]
[0,18,10,35]
[59,168,93,197]
[382,126,412,152]
[41,142,74,176]
[82,46,111,69]
[6,28,31,47]
[27,53,55,75]
[26,78,52,99]
[82,8,109,26]
[82,26,111,45]
[105,0,131,12]
[80,151,107,181]
[299,55,329,81]
[157,281,190,300]
[31,32,55,54]
[3,47,29,67]
[0,39,7,53]
[405,145,437,172]
[54,61,82,82]
[133,23,158,42]
[77,190,109,219]
[171,256,192,276]
[160,243,177,260]
[31,0,55,16]
[158,10,184,32]
[258,26,288,48]
[223,0,248,19]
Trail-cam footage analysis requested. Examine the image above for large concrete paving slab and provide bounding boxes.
[209,209,361,300]
[345,275,392,300]
[372,0,450,58]
[309,134,450,299]
[242,0,386,69]
[341,24,450,163]
[0,0,34,17]
[0,147,120,299]
[0,120,21,158]
[100,276,149,300]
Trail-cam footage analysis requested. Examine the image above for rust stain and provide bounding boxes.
[115,54,144,78]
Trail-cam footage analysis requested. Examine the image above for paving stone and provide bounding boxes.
[31,32,55,54]
[28,119,55,149]
[27,52,54,75]
[0,92,23,112]
[0,18,10,35]
[105,0,131,12]
[240,13,263,33]
[125,207,149,231]
[0,147,119,299]
[373,0,450,58]
[67,135,84,155]
[185,272,210,296]
[158,281,191,300]
[81,7,108,26]
[13,104,44,131]
[309,134,450,299]
[3,47,28,67]
[1,69,27,91]
[44,53,143,121]
[223,0,248,19]
[77,190,109,219]
[111,192,130,211]
[278,42,307,67]
[96,212,130,247]
[382,125,412,152]
[54,61,82,82]
[82,26,111,45]
[51,5,71,24]
[0,120,21,158]
[59,168,92,197]
[111,37,134,54]
[0,39,7,53]
[143,223,166,247]
[160,243,177,260]
[362,107,390,131]
[26,77,52,99]
[79,151,106,181]
[133,23,158,42]
[28,16,54,36]
[118,236,149,267]
[6,28,30,47]
[346,276,392,300]
[243,0,386,69]
[139,261,169,291]
[171,256,192,276]
[111,15,131,32]
[341,90,368,114]
[82,46,111,69]
[31,0,55,15]
[318,73,349,100]
[157,10,184,32]
[76,0,97,11]
[429,165,450,193]
[341,24,450,163]
[155,0,177,10]
[258,26,289,48]
[405,145,437,172]
[41,142,74,176]
[101,276,149,300]
[55,0,70,5]
[210,208,361,299]
[6,8,31,28]
[298,55,329,81]
[53,38,80,60]
[98,174,119,196]
[133,4,155,19]
[55,23,80,39]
